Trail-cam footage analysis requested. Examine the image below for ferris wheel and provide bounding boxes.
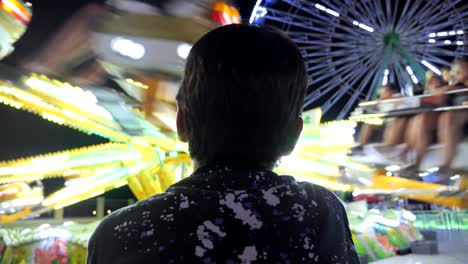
[249,0,468,120]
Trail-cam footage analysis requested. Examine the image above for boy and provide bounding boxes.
[87,24,358,263]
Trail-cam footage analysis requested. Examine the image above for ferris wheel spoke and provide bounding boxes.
[403,4,444,31]
[395,61,415,87]
[283,0,374,37]
[265,8,345,35]
[306,63,364,102]
[342,0,371,22]
[322,64,375,114]
[416,53,452,68]
[307,54,371,79]
[282,0,340,23]
[395,0,414,32]
[307,57,367,86]
[307,58,374,103]
[383,0,392,28]
[413,14,462,33]
[396,1,426,32]
[371,0,388,28]
[343,9,371,26]
[425,47,465,57]
[340,67,379,118]
[361,1,383,28]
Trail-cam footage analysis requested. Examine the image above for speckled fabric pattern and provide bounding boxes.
[87,165,359,264]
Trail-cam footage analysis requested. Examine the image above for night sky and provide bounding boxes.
[1,0,256,200]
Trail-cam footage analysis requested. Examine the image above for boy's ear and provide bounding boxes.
[176,109,188,142]
[283,117,303,155]
[297,116,303,137]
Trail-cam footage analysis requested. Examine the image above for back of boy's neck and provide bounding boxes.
[193,160,275,172]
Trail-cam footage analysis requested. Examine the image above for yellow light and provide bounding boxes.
[114,181,127,188]
[92,210,97,215]
[126,78,148,89]
[62,109,87,122]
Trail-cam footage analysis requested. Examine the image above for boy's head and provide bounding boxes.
[176,24,307,168]
[453,57,468,85]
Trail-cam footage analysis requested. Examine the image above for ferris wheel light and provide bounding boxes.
[325,8,340,17]
[436,32,448,37]
[314,4,326,11]
[444,40,451,45]
[382,75,388,86]
[358,23,374,32]
[411,75,419,84]
[249,0,263,24]
[428,33,436,38]
[405,66,414,75]
[428,39,436,43]
[314,3,340,17]
[449,31,456,36]
[384,69,389,76]
[352,21,359,26]
[421,60,441,76]
[456,41,464,46]
[456,30,464,35]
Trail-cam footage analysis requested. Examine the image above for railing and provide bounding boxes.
[412,210,468,230]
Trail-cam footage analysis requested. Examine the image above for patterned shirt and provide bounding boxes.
[87,164,359,263]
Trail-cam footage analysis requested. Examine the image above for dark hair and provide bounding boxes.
[384,82,399,93]
[176,24,307,168]
[427,75,445,87]
[455,56,468,63]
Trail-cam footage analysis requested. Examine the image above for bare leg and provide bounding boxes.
[438,110,468,168]
[383,118,408,146]
[411,113,438,167]
[358,124,377,145]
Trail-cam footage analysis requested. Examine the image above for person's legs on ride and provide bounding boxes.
[439,110,468,169]
[358,124,377,145]
[412,112,438,168]
[383,117,408,146]
[438,111,456,170]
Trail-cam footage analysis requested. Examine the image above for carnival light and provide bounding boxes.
[385,165,400,172]
[382,69,390,85]
[352,21,374,32]
[111,37,145,60]
[421,60,441,76]
[249,0,263,24]
[177,43,192,60]
[315,3,340,17]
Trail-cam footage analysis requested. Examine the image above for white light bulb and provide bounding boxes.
[110,37,145,60]
[177,43,192,60]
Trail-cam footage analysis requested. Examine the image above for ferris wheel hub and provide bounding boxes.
[384,32,400,46]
